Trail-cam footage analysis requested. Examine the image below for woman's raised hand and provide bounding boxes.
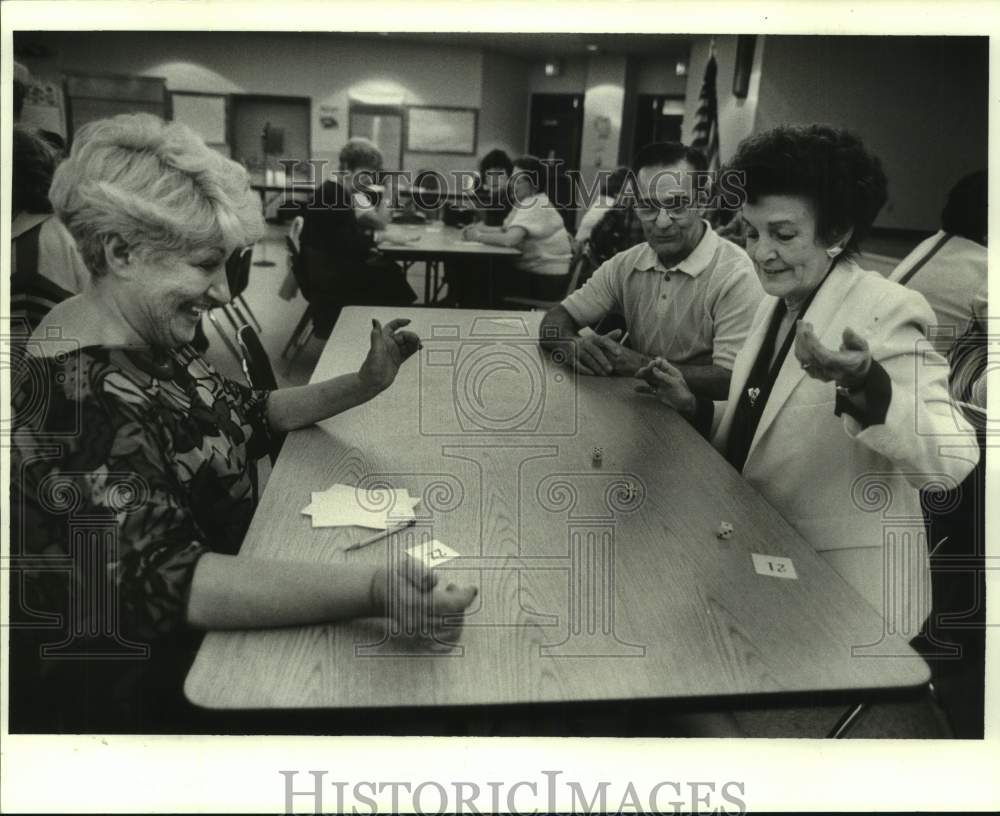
[794,321,872,389]
[359,318,423,394]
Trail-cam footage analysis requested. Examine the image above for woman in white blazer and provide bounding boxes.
[637,125,979,647]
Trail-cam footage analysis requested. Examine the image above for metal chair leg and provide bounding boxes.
[206,310,242,362]
[226,302,252,331]
[826,703,866,738]
[282,308,314,358]
[236,294,263,332]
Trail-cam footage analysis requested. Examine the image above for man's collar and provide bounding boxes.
[636,220,718,277]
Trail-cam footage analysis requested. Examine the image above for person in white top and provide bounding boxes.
[463,154,573,301]
[573,165,629,251]
[888,171,987,359]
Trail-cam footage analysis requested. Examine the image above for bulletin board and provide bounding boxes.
[406,105,478,155]
[170,91,228,147]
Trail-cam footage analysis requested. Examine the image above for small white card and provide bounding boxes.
[751,553,798,580]
[406,540,460,568]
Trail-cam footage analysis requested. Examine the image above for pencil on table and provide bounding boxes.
[344,519,416,552]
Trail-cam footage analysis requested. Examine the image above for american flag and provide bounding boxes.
[690,52,720,171]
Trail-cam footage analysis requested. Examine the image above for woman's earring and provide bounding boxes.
[825,246,843,258]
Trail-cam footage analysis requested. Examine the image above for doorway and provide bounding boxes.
[528,93,584,226]
[631,95,684,161]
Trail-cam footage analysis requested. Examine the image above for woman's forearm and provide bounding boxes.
[476,229,523,248]
[186,553,378,629]
[267,373,381,432]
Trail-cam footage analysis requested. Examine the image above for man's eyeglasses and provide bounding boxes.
[632,197,694,222]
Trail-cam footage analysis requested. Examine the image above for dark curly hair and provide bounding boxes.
[725,124,888,257]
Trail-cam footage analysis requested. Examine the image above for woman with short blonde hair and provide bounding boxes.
[11,114,476,732]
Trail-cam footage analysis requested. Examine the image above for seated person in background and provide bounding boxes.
[475,148,515,228]
[298,137,416,338]
[586,196,646,269]
[539,141,762,400]
[636,124,978,737]
[10,114,477,732]
[11,124,90,337]
[574,165,629,252]
[463,154,573,302]
[441,149,515,307]
[888,170,987,358]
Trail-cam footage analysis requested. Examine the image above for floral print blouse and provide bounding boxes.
[11,344,272,644]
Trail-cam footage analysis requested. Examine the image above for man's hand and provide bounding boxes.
[577,328,633,376]
[359,318,422,394]
[794,322,872,389]
[635,357,698,414]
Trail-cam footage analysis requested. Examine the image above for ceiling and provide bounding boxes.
[360,32,694,60]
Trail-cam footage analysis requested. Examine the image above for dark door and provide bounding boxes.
[631,94,684,161]
[528,93,584,172]
[528,93,584,225]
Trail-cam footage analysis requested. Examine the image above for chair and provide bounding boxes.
[206,245,257,361]
[236,324,284,463]
[280,244,347,367]
[501,248,593,311]
[280,227,317,362]
[278,215,304,302]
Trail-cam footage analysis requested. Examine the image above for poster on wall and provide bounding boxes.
[20,78,66,137]
[406,105,477,154]
[170,91,228,146]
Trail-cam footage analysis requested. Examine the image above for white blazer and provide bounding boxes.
[711,260,979,637]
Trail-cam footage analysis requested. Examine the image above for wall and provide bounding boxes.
[479,51,530,163]
[18,31,484,182]
[634,56,690,96]
[683,35,764,165]
[753,35,988,231]
[578,55,627,199]
[527,57,589,94]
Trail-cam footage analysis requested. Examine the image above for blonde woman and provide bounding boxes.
[11,114,476,732]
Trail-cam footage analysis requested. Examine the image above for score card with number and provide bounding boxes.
[406,540,460,568]
[751,553,798,580]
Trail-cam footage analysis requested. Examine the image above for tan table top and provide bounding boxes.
[185,307,929,710]
[377,224,521,258]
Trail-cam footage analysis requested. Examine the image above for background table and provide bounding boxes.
[186,307,929,714]
[377,224,521,305]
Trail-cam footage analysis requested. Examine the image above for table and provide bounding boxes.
[186,308,929,718]
[377,224,521,305]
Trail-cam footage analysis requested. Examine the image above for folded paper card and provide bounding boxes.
[303,483,420,529]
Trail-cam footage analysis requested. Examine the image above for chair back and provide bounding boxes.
[236,324,284,462]
[226,246,254,300]
[236,324,278,391]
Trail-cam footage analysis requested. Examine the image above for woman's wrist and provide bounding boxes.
[356,368,389,399]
